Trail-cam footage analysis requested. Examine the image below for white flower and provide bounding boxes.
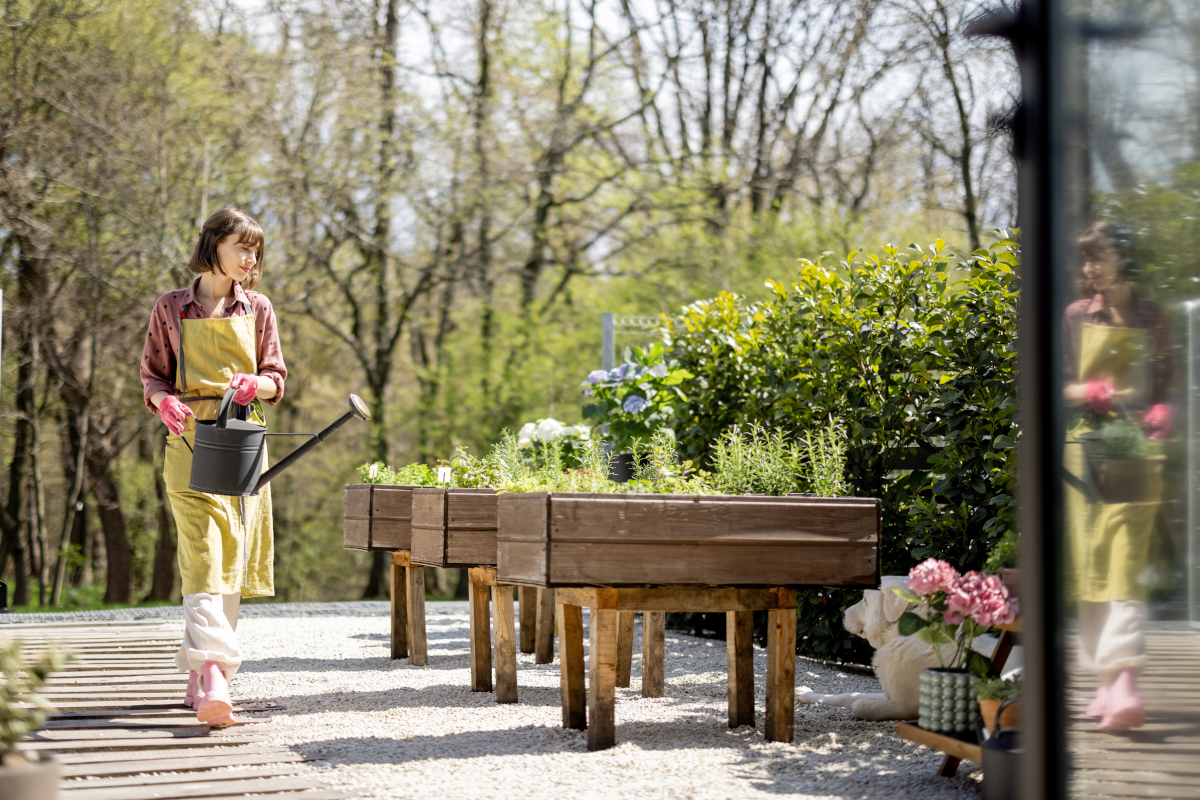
[576,426,591,440]
[535,418,565,442]
[561,426,576,437]
[518,422,537,440]
[518,437,533,449]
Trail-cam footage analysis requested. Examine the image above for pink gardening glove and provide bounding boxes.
[158,396,194,436]
[1085,380,1116,413]
[1143,404,1172,441]
[229,373,259,405]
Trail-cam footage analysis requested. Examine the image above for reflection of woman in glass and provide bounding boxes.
[1062,220,1173,732]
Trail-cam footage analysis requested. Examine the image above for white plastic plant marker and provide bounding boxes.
[437,465,452,484]
[369,463,379,480]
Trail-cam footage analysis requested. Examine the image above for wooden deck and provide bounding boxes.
[1068,626,1200,800]
[3,619,359,800]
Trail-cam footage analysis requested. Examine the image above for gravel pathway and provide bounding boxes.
[221,603,980,799]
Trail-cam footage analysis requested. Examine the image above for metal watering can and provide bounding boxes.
[189,388,371,497]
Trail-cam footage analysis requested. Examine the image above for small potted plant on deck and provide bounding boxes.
[893,560,1018,738]
[976,676,1021,735]
[0,641,67,799]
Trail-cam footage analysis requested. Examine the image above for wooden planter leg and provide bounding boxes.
[557,602,586,730]
[518,586,537,654]
[534,588,556,664]
[588,607,619,751]
[469,578,493,692]
[390,553,408,660]
[406,564,428,666]
[493,585,518,703]
[615,610,635,688]
[938,755,962,777]
[726,610,755,727]
[641,611,665,699]
[764,607,796,743]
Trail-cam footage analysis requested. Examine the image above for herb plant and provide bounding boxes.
[976,676,1021,702]
[356,462,439,486]
[1,641,67,764]
[710,424,803,496]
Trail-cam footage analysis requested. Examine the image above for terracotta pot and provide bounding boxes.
[0,754,59,799]
[978,697,1020,734]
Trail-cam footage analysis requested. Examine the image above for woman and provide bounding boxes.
[1062,220,1172,733]
[140,208,287,726]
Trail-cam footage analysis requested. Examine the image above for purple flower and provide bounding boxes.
[623,394,647,413]
[583,388,593,397]
[609,364,629,381]
[586,369,608,384]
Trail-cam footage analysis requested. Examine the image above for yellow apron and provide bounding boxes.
[1065,322,1161,602]
[164,314,274,598]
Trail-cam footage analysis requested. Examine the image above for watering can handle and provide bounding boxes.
[216,388,238,429]
[994,695,1020,733]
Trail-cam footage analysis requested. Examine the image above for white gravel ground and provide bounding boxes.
[229,602,980,800]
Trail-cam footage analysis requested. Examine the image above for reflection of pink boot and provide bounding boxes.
[196,660,235,726]
[1085,684,1109,718]
[1100,669,1146,732]
[184,670,201,708]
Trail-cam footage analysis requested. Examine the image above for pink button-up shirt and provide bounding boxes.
[140,277,287,413]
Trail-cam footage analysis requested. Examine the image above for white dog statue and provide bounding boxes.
[796,576,1020,721]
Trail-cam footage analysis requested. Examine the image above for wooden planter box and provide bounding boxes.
[411,487,498,567]
[498,493,880,587]
[342,484,416,551]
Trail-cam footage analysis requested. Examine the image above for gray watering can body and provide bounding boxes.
[189,389,371,497]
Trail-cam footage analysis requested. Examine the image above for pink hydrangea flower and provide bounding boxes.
[944,571,1016,628]
[906,558,959,596]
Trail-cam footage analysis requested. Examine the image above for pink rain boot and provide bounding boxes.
[1100,669,1146,732]
[196,660,235,725]
[1085,683,1109,718]
[184,670,201,709]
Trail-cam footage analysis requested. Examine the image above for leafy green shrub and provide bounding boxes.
[984,530,1019,572]
[976,676,1021,701]
[356,462,440,486]
[582,343,694,452]
[1,641,68,762]
[664,236,1020,663]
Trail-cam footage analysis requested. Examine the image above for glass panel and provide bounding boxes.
[1061,1,1200,797]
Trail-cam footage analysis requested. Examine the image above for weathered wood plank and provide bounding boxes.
[371,485,414,550]
[557,603,586,730]
[518,587,537,654]
[497,493,548,586]
[726,610,754,728]
[555,586,796,612]
[588,607,619,751]
[405,563,427,667]
[615,611,635,689]
[58,748,300,767]
[534,588,556,665]
[342,484,372,549]
[410,488,447,566]
[391,554,408,660]
[59,775,324,800]
[641,611,665,699]
[61,764,304,789]
[492,585,518,704]
[469,579,492,692]
[764,607,796,743]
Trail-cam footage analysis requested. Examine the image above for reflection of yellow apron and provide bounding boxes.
[1066,323,1160,602]
[164,314,274,597]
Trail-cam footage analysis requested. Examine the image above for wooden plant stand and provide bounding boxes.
[895,620,1020,776]
[467,569,557,703]
[554,585,798,751]
[389,551,428,666]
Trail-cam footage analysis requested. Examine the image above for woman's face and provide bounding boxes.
[214,234,258,283]
[1081,244,1122,293]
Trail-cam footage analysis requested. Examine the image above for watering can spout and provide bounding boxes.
[253,394,371,493]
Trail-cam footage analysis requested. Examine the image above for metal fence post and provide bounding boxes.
[601,312,615,371]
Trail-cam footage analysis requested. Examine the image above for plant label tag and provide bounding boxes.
[437,465,452,484]
[369,463,379,480]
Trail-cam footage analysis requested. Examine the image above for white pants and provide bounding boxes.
[176,593,242,677]
[1077,599,1147,681]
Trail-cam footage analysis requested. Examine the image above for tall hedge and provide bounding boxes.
[665,237,1019,663]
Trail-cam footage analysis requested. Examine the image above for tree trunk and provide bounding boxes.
[145,433,176,602]
[87,446,132,604]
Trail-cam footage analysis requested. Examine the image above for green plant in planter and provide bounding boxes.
[582,342,694,453]
[1,641,67,765]
[984,529,1019,573]
[356,462,440,486]
[710,424,802,496]
[976,676,1021,702]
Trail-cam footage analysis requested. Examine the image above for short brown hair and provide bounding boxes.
[187,208,265,290]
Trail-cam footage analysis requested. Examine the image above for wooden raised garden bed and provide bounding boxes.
[342,484,415,551]
[411,487,499,568]
[498,492,880,587]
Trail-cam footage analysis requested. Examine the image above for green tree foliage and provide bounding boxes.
[665,236,1020,662]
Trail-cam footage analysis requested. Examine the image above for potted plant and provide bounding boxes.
[893,560,1018,737]
[0,641,67,799]
[976,676,1021,734]
[344,462,439,551]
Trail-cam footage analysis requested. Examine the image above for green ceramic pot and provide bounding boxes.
[918,668,980,735]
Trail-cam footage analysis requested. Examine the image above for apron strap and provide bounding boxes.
[177,312,187,394]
